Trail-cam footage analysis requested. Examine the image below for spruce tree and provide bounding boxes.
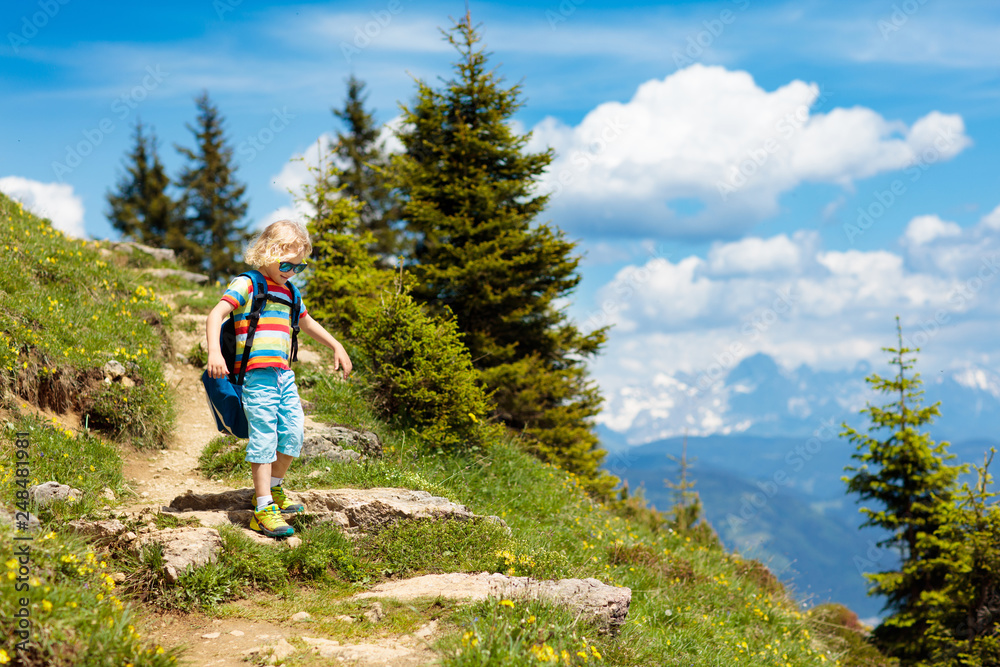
[106,121,179,249]
[332,76,404,263]
[175,92,251,280]
[665,433,703,532]
[394,14,611,494]
[841,318,965,662]
[297,140,389,336]
[911,451,1000,666]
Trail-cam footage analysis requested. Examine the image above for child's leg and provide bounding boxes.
[269,369,305,514]
[251,461,273,502]
[271,452,295,479]
[274,369,305,468]
[242,369,281,508]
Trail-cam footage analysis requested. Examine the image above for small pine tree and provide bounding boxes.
[175,92,251,281]
[106,121,179,249]
[350,275,494,453]
[297,140,390,336]
[394,13,612,495]
[841,317,966,662]
[912,450,1000,666]
[332,76,405,263]
[665,432,703,532]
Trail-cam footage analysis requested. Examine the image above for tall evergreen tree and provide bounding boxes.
[298,140,390,336]
[175,92,251,280]
[332,76,405,263]
[106,121,180,250]
[394,14,612,494]
[842,318,965,662]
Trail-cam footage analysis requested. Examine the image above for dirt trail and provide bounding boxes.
[126,313,439,666]
[122,359,225,511]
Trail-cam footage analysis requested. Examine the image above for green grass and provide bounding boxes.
[0,414,129,520]
[0,193,174,449]
[0,524,180,666]
[438,596,611,666]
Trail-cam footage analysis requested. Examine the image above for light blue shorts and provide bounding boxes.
[241,367,304,464]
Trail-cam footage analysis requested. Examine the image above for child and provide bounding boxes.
[205,220,352,538]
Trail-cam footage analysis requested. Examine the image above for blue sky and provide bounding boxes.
[4,0,1000,431]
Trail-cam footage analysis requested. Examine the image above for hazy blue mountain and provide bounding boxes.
[599,352,1000,444]
[598,353,1000,622]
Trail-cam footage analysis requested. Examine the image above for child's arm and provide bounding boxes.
[205,300,237,379]
[299,313,353,379]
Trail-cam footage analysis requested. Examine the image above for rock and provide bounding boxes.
[112,572,126,583]
[29,481,83,506]
[243,637,296,664]
[101,487,116,502]
[110,242,176,262]
[286,536,302,548]
[201,632,221,639]
[230,630,244,637]
[301,636,341,658]
[102,360,127,379]
[0,509,40,531]
[321,643,415,663]
[169,488,255,512]
[290,611,311,621]
[301,425,383,460]
[121,377,135,388]
[363,601,384,624]
[292,488,475,529]
[414,620,438,640]
[335,615,355,623]
[174,510,231,528]
[123,531,137,542]
[300,436,361,464]
[135,527,223,583]
[140,268,209,283]
[240,528,299,547]
[68,519,126,540]
[306,471,322,479]
[168,487,476,531]
[356,572,632,633]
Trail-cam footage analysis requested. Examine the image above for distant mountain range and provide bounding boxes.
[598,352,1000,445]
[597,353,1000,623]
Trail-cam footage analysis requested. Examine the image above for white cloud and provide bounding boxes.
[904,214,962,246]
[980,204,1000,231]
[0,176,85,237]
[530,65,971,238]
[707,234,801,276]
[584,222,1000,400]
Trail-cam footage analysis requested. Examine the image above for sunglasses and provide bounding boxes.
[278,261,308,274]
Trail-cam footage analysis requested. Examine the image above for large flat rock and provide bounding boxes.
[135,527,223,582]
[355,572,631,632]
[166,487,481,531]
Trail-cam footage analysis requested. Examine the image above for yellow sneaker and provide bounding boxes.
[251,503,294,538]
[271,485,305,514]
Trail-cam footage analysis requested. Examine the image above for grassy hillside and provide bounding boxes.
[0,195,893,666]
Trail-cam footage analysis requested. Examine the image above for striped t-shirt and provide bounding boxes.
[220,275,307,374]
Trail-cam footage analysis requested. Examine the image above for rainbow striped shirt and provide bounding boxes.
[220,275,307,374]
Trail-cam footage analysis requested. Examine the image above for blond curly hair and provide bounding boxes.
[244,219,312,268]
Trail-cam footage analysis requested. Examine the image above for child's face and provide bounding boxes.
[261,249,307,286]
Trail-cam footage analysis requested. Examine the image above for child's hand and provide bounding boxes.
[206,351,230,379]
[333,345,353,380]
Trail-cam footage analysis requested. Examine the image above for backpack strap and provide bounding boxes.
[286,280,302,364]
[235,270,270,386]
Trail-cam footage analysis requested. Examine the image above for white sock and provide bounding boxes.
[256,495,273,511]
[270,477,283,488]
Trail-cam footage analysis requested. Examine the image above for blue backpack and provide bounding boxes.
[201,270,302,439]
